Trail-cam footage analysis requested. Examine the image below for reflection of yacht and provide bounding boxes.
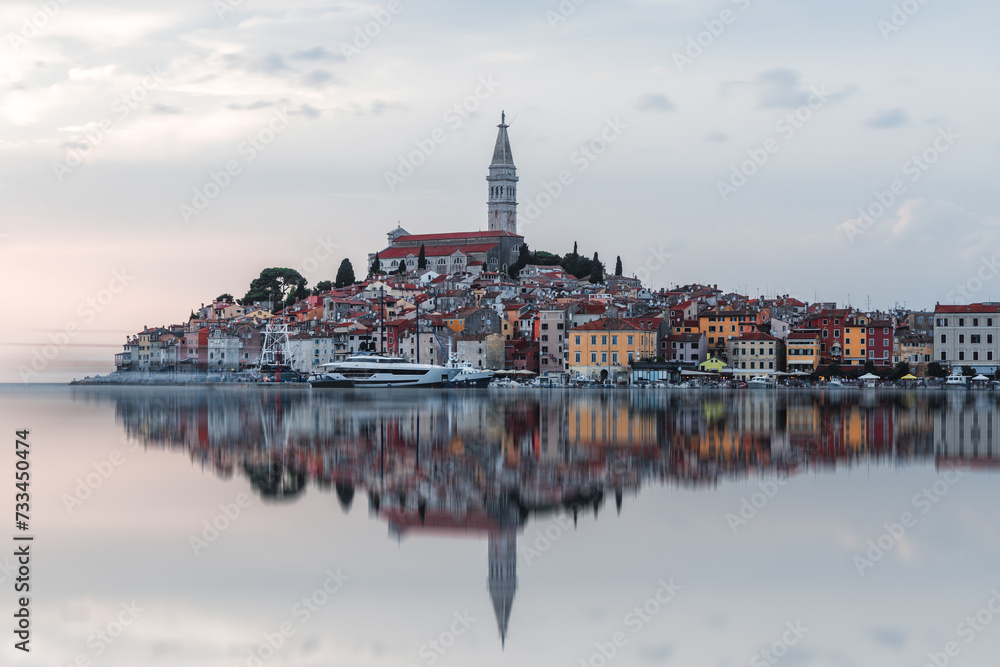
[944,368,967,390]
[317,355,459,388]
[307,371,355,388]
[748,375,776,389]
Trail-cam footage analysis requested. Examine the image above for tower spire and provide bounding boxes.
[487,112,518,233]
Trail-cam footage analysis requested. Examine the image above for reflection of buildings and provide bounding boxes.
[76,387,1000,647]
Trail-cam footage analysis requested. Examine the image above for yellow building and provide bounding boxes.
[842,316,871,366]
[785,332,820,372]
[568,317,655,380]
[700,309,754,353]
[699,354,728,372]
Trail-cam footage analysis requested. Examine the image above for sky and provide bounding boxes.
[2,0,1000,381]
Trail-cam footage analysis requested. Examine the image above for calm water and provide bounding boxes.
[2,386,1000,667]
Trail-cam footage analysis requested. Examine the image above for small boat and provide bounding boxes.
[827,377,845,389]
[446,365,495,388]
[944,368,967,390]
[747,375,776,389]
[307,371,355,388]
[317,355,460,388]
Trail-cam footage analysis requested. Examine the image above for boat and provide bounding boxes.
[944,368,967,390]
[306,371,355,388]
[315,355,460,388]
[446,365,495,388]
[747,375,776,389]
[826,377,846,389]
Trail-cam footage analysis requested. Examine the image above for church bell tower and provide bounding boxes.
[487,111,518,234]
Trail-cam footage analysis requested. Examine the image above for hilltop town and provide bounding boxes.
[107,114,972,384]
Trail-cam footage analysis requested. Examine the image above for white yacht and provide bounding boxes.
[747,375,776,389]
[944,368,967,390]
[315,355,460,388]
[827,377,846,389]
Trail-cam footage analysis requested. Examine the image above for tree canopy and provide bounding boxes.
[239,268,307,311]
[335,258,356,287]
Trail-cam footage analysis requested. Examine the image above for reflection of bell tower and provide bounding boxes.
[488,528,517,647]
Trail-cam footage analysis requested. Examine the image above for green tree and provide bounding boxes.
[335,258,356,287]
[863,360,878,375]
[509,243,531,279]
[562,242,580,276]
[890,361,911,380]
[216,293,234,303]
[827,362,844,377]
[239,268,308,311]
[926,361,948,378]
[532,251,561,266]
[394,260,407,275]
[962,365,977,378]
[417,245,427,270]
[589,252,603,284]
[313,280,333,294]
[615,256,623,276]
[369,253,382,277]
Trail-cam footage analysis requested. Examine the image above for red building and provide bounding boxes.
[802,308,852,365]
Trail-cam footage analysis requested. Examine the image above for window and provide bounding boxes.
[611,335,618,346]
[591,336,597,345]
[769,361,774,369]
[601,352,608,363]
[941,334,947,343]
[883,339,888,347]
[835,319,840,325]
[941,350,947,360]
[823,330,829,338]
[575,336,581,345]
[973,319,979,327]
[612,352,618,365]
[868,338,874,347]
[974,351,979,361]
[959,318,965,326]
[768,348,774,355]
[590,352,597,363]
[541,323,548,330]
[990,351,994,361]
[990,319,994,327]
[709,326,716,332]
[972,335,981,344]
[750,361,755,369]
[959,334,965,344]
[990,335,994,344]
[628,335,634,345]
[601,336,608,345]
[834,330,840,338]
[959,351,965,360]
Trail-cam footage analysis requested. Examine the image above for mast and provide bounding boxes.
[380,285,386,355]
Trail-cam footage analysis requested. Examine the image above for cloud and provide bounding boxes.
[705,133,728,142]
[721,69,856,109]
[250,52,289,74]
[228,100,284,111]
[867,627,907,650]
[867,108,906,128]
[369,100,406,115]
[756,68,812,109]
[291,47,344,62]
[302,69,337,87]
[638,643,673,663]
[289,104,321,119]
[636,93,675,113]
[150,104,182,114]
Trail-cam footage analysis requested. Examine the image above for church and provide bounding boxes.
[369,113,524,275]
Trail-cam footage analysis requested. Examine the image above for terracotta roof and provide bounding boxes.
[572,317,643,332]
[395,230,521,242]
[934,303,1000,314]
[377,243,498,259]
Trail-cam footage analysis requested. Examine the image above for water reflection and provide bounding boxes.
[71,387,1000,646]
